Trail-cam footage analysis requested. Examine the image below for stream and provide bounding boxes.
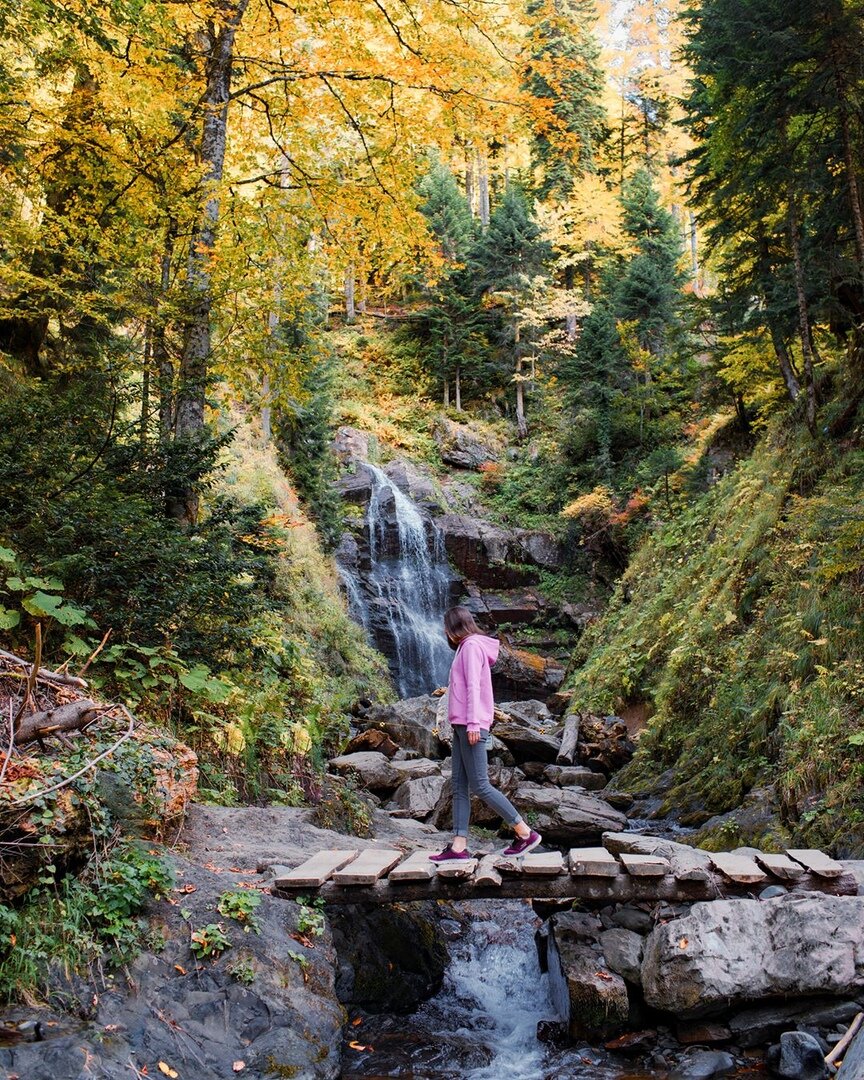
[341,900,657,1080]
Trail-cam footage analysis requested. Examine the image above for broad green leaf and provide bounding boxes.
[0,547,16,565]
[0,607,20,629]
[22,591,64,617]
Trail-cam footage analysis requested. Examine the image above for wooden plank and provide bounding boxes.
[521,851,564,876]
[436,858,477,879]
[273,849,359,888]
[388,851,436,883]
[709,852,768,884]
[787,849,844,878]
[619,853,670,877]
[332,849,403,886]
[275,869,859,906]
[756,853,805,882]
[569,847,620,878]
[474,854,503,888]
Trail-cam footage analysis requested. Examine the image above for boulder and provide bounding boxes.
[439,514,535,588]
[463,588,547,627]
[601,928,644,985]
[775,1032,829,1080]
[362,696,446,760]
[390,758,442,783]
[669,1050,735,1079]
[513,783,628,843]
[676,1022,733,1045]
[544,765,607,791]
[547,912,629,1039]
[343,728,399,758]
[333,425,372,464]
[329,751,400,793]
[577,714,635,774]
[428,767,525,830]
[728,998,863,1048]
[387,775,446,819]
[384,459,443,512]
[433,416,501,470]
[641,894,864,1015]
[498,699,553,726]
[492,722,560,764]
[493,642,565,701]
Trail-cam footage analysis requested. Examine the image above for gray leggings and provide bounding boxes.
[451,726,524,837]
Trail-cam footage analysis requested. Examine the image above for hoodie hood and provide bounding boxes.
[461,633,499,666]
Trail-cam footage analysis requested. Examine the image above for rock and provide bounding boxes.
[333,425,372,463]
[603,832,714,882]
[0,855,344,1080]
[493,643,566,701]
[776,1032,829,1080]
[669,1050,735,1079]
[330,751,400,792]
[841,860,864,895]
[464,588,547,627]
[362,696,446,759]
[513,783,628,843]
[547,912,629,1039]
[343,728,400,757]
[388,775,446,819]
[544,764,608,790]
[605,1030,657,1053]
[601,928,644,985]
[439,513,536,587]
[390,758,442,782]
[383,459,443,513]
[676,1021,732,1045]
[729,998,863,1048]
[612,907,654,934]
[492,722,560,764]
[335,460,376,506]
[498,699,553,726]
[641,894,864,1015]
[433,415,501,470]
[759,885,787,900]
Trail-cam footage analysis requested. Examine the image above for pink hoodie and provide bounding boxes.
[448,633,500,732]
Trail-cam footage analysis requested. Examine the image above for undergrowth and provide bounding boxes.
[569,413,864,853]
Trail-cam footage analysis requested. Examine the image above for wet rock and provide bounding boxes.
[641,895,864,1015]
[776,1031,829,1079]
[329,902,448,1013]
[330,751,401,792]
[676,1021,732,1045]
[362,695,446,760]
[547,912,629,1040]
[336,461,377,506]
[838,1021,864,1078]
[513,783,628,843]
[729,998,863,1048]
[601,928,644,985]
[493,642,565,700]
[537,1019,569,1045]
[605,1029,657,1054]
[387,775,446,819]
[383,459,443,512]
[544,764,608,790]
[343,728,400,758]
[669,1049,735,1079]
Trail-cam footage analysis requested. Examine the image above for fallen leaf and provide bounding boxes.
[679,937,689,949]
[594,971,612,981]
[157,1063,179,1078]
[351,1017,363,1026]
[232,1063,245,1073]
[348,1041,374,1052]
[9,934,15,947]
[174,965,187,975]
[177,884,197,894]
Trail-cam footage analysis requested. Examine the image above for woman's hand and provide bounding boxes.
[467,729,481,746]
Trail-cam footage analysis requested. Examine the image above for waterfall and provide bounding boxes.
[338,463,455,697]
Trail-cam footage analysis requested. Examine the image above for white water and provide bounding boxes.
[339,463,454,697]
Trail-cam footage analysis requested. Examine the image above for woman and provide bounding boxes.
[430,606,542,862]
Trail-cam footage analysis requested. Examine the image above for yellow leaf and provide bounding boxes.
[158,1063,178,1078]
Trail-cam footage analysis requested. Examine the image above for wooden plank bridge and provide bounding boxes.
[271,843,857,906]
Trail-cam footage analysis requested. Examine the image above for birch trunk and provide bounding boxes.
[477,148,490,227]
[345,265,356,323]
[155,228,175,442]
[787,198,818,433]
[455,364,462,411]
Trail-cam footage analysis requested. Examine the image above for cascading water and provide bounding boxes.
[341,901,656,1080]
[338,463,456,697]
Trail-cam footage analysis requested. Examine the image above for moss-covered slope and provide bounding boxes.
[569,420,864,855]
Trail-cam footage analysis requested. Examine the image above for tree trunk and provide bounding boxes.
[261,371,272,441]
[689,212,699,279]
[172,1,249,523]
[477,148,490,227]
[514,323,527,440]
[140,327,151,448]
[155,227,175,443]
[566,312,577,340]
[787,197,818,434]
[443,378,450,408]
[465,151,475,217]
[345,265,356,323]
[767,318,801,403]
[829,38,864,276]
[455,364,462,411]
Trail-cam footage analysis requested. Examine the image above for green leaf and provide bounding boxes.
[0,607,20,629]
[22,591,64,617]
[848,733,864,747]
[5,576,27,592]
[0,546,16,565]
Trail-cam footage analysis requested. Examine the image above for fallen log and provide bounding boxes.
[0,648,88,689]
[14,700,103,746]
[556,713,580,765]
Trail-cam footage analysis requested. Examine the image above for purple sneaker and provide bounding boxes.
[429,845,472,862]
[502,830,542,857]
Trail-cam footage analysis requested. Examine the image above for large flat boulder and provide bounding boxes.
[362,695,446,760]
[513,782,627,842]
[387,775,447,819]
[492,722,560,764]
[329,751,400,793]
[493,643,565,701]
[641,894,864,1015]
